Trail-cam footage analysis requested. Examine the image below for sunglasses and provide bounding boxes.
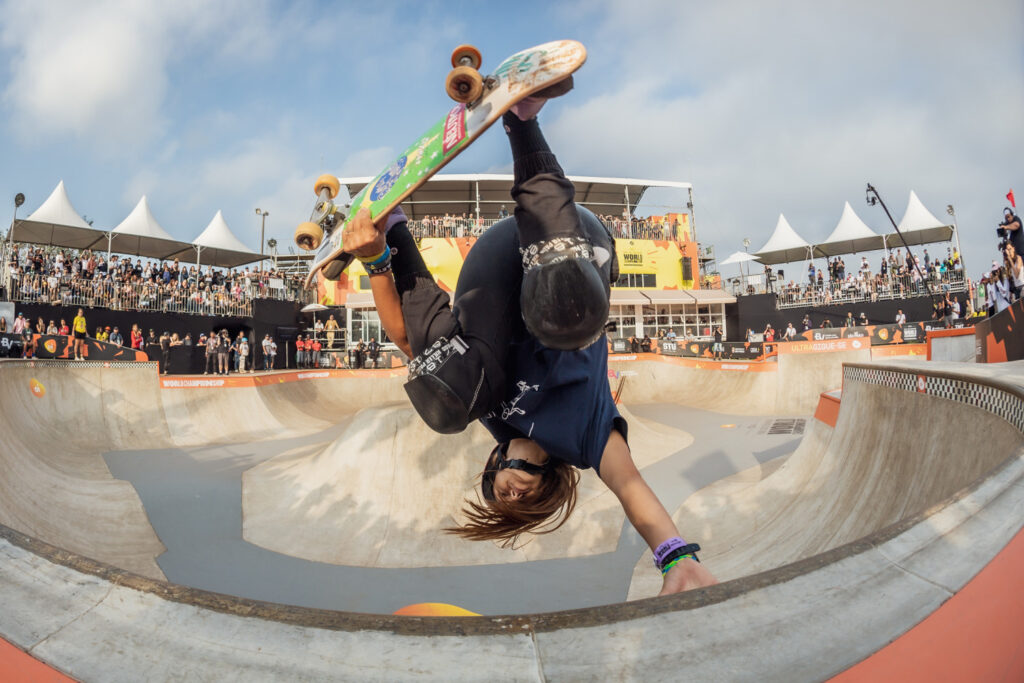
[481,442,550,502]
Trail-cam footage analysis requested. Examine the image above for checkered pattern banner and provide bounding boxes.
[845,365,1024,435]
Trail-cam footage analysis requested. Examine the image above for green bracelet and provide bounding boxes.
[660,554,696,575]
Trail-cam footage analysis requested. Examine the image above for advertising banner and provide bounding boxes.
[31,334,148,361]
[799,323,928,346]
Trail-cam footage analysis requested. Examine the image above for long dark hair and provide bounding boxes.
[444,446,580,548]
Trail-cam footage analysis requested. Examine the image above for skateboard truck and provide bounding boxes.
[446,44,486,104]
[295,174,348,252]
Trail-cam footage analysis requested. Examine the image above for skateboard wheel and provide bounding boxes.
[294,221,324,251]
[446,66,484,103]
[314,174,340,199]
[450,44,482,70]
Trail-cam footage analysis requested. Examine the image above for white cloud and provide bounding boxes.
[545,0,1024,273]
[0,0,316,146]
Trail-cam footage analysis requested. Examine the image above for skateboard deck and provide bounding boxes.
[298,40,587,288]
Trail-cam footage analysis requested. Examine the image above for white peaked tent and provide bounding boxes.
[755,214,814,265]
[190,210,262,269]
[817,202,885,256]
[886,190,954,248]
[90,196,194,261]
[9,181,105,249]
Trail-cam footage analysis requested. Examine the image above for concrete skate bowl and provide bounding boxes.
[0,358,1021,681]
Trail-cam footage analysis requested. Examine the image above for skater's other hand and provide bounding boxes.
[343,208,387,259]
[659,559,718,596]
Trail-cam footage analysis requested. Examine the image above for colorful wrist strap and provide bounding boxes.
[359,249,390,267]
[654,537,687,567]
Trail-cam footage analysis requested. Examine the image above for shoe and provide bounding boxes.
[509,76,574,121]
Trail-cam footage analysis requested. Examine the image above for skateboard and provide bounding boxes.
[296,40,587,287]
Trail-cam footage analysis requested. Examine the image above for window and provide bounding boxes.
[612,273,657,288]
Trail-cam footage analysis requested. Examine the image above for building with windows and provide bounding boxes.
[314,174,732,346]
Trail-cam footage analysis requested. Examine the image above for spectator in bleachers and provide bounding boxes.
[13,313,26,335]
[3,244,306,317]
[325,314,340,349]
[159,331,171,375]
[217,330,230,375]
[262,334,276,371]
[46,320,57,335]
[59,319,69,335]
[310,335,322,368]
[72,309,87,360]
[110,327,123,346]
[238,336,250,373]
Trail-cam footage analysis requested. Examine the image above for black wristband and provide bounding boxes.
[658,543,701,569]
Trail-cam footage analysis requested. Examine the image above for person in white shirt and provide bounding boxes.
[895,309,907,325]
[783,323,797,340]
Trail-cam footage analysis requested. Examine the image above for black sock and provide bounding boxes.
[503,112,563,186]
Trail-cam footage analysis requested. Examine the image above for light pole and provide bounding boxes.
[946,204,964,272]
[255,208,269,270]
[866,183,936,308]
[5,193,24,294]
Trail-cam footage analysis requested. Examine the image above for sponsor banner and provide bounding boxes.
[870,343,927,358]
[3,333,147,361]
[661,339,766,360]
[0,333,23,358]
[800,323,927,346]
[776,337,870,354]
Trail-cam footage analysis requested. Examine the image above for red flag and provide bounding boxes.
[1008,189,1016,208]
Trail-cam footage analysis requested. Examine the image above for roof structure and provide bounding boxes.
[188,211,262,269]
[755,214,814,265]
[816,202,884,257]
[10,181,104,249]
[89,196,193,261]
[338,174,692,221]
[887,190,954,248]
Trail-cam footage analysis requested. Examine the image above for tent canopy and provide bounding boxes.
[754,214,814,265]
[186,210,262,269]
[886,190,954,248]
[339,173,692,221]
[816,202,884,256]
[720,251,761,266]
[88,196,195,261]
[9,181,105,249]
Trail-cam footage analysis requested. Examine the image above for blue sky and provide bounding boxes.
[1,0,1021,279]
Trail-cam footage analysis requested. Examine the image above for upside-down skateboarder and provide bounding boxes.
[342,83,717,595]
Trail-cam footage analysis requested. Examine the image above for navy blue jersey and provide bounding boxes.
[480,335,626,475]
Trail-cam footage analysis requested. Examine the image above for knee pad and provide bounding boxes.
[404,335,476,434]
[404,373,470,435]
[520,248,610,351]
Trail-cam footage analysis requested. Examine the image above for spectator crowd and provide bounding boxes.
[770,247,966,308]
[3,244,309,317]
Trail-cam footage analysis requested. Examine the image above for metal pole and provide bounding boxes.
[947,205,964,273]
[866,183,936,307]
[474,180,480,221]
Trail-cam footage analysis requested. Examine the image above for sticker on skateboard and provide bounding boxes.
[296,40,587,287]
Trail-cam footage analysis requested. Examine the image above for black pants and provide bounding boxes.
[391,114,612,432]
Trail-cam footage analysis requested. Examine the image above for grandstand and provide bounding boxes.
[320,173,733,344]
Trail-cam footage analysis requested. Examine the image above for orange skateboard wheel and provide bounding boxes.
[446,65,484,103]
[294,221,324,251]
[450,44,481,70]
[314,174,340,199]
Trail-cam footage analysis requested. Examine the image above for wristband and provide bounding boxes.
[654,540,702,570]
[364,249,393,276]
[358,249,390,267]
[653,537,687,567]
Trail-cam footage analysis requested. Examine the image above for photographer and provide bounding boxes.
[998,207,1023,256]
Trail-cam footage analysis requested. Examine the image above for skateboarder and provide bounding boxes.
[342,93,716,595]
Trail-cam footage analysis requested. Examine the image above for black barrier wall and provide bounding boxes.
[13,298,305,374]
[729,293,942,340]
